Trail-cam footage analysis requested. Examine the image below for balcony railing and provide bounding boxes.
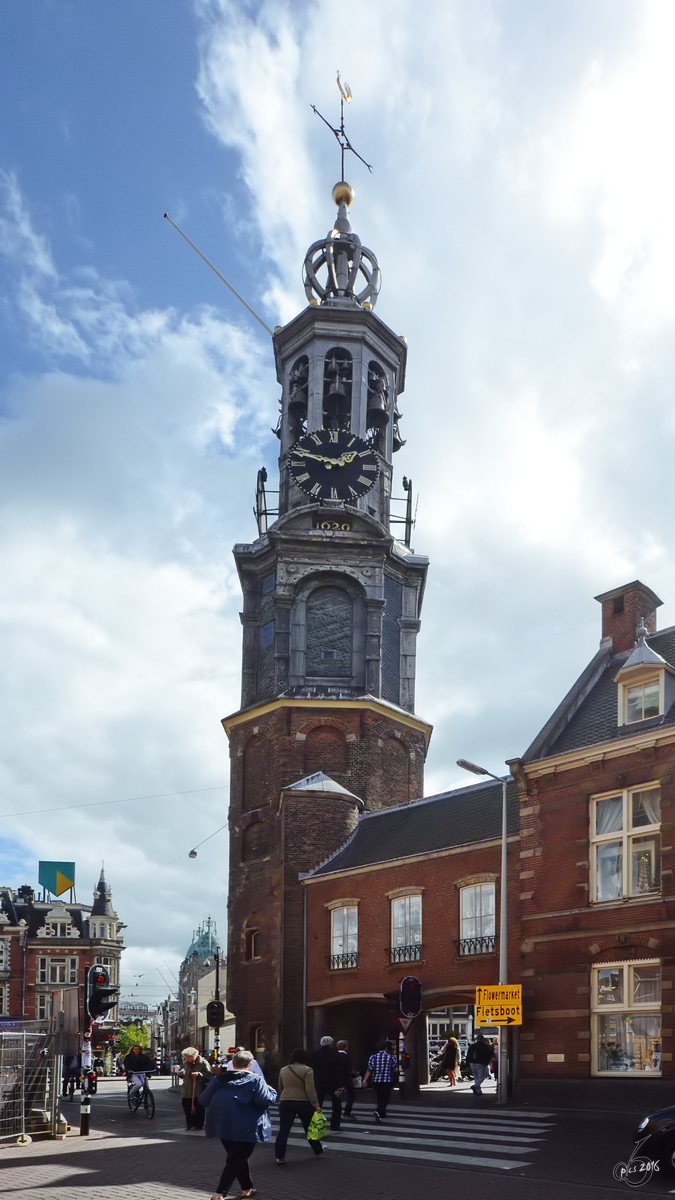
[329,952,358,970]
[389,943,424,964]
[457,935,496,956]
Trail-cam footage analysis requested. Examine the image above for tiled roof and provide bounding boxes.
[308,778,519,877]
[524,626,675,762]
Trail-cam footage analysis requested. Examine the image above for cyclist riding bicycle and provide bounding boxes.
[123,1044,155,1098]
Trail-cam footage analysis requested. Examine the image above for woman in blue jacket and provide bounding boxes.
[199,1049,277,1199]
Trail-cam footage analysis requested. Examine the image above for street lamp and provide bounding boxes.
[457,758,509,1105]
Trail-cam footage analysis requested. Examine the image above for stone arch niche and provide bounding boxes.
[384,736,410,805]
[242,732,273,811]
[303,725,349,785]
[290,574,367,691]
[241,817,270,863]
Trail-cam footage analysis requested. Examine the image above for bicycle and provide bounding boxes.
[126,1072,155,1119]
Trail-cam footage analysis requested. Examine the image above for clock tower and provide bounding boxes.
[223,180,431,1065]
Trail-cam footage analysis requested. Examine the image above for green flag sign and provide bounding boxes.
[39,861,75,897]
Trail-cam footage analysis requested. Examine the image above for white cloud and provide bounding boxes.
[5,0,675,1003]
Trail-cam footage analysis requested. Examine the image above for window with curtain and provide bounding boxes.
[626,680,660,723]
[592,960,661,1075]
[330,906,358,969]
[390,895,422,962]
[459,883,496,954]
[592,787,661,902]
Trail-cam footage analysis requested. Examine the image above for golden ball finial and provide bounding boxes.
[332,181,354,207]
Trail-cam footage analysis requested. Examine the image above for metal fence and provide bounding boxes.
[0,1030,60,1143]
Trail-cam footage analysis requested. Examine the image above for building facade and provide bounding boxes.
[0,867,124,1056]
[509,579,675,1080]
[224,182,431,1066]
[302,577,675,1084]
[177,917,230,1053]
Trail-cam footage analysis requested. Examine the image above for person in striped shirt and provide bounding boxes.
[362,1040,398,1121]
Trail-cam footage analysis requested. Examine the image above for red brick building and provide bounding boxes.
[509,580,675,1080]
[302,578,675,1085]
[0,867,124,1056]
[302,778,519,1077]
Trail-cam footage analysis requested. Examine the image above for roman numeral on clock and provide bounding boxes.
[329,430,339,442]
[296,472,310,483]
[330,488,339,499]
[309,483,322,496]
[358,475,372,486]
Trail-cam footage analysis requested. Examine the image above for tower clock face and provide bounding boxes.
[289,429,379,502]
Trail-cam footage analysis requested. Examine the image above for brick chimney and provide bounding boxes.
[595,581,662,653]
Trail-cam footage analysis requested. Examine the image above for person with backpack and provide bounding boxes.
[274,1048,325,1163]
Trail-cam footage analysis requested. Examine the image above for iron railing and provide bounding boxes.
[457,935,496,956]
[388,944,424,964]
[329,952,358,970]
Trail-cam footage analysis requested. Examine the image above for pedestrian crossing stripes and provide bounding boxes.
[270,1105,554,1172]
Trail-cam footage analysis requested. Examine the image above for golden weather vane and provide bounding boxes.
[311,71,373,180]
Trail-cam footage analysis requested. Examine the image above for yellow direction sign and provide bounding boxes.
[475,984,522,1026]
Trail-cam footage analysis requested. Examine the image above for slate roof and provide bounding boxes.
[523,625,675,762]
[308,777,519,877]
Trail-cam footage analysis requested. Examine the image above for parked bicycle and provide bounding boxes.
[126,1071,155,1118]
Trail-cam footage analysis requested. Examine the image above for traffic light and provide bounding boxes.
[206,999,225,1028]
[399,976,422,1018]
[87,965,119,1021]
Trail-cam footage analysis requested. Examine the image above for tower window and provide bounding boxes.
[613,595,625,615]
[306,587,352,677]
[323,348,352,431]
[245,929,262,961]
[260,622,275,648]
[261,574,276,594]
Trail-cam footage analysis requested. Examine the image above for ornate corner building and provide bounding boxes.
[223,184,431,1065]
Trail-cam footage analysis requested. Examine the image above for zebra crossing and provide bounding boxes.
[269,1102,555,1171]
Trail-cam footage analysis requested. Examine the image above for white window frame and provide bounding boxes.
[459,883,496,948]
[590,785,661,903]
[36,992,50,1021]
[48,957,68,985]
[0,938,9,971]
[37,957,47,984]
[617,670,664,726]
[0,983,7,1015]
[591,959,662,1077]
[391,894,422,951]
[330,906,358,968]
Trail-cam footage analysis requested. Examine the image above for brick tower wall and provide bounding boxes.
[225,700,427,1067]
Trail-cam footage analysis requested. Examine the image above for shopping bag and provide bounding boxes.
[307,1111,328,1141]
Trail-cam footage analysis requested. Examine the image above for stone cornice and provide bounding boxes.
[222,695,433,747]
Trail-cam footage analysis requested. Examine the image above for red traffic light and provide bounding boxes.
[399,975,422,1018]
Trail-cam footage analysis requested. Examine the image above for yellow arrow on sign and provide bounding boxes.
[475,984,522,1005]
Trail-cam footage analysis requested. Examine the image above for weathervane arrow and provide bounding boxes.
[311,70,373,179]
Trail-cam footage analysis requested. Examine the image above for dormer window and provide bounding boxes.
[626,680,660,723]
[614,619,675,726]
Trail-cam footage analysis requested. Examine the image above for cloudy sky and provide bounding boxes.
[2,0,675,1006]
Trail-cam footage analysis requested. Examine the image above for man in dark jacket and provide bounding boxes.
[466,1033,493,1094]
[312,1036,346,1130]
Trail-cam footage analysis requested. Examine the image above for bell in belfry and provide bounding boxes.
[367,365,389,429]
[323,378,351,427]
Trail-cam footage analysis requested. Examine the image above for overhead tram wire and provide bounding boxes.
[0,784,228,821]
[116,819,229,894]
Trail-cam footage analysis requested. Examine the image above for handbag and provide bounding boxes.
[257,1110,272,1142]
[307,1110,328,1141]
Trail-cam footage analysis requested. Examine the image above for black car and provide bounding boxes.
[634,1104,675,1174]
